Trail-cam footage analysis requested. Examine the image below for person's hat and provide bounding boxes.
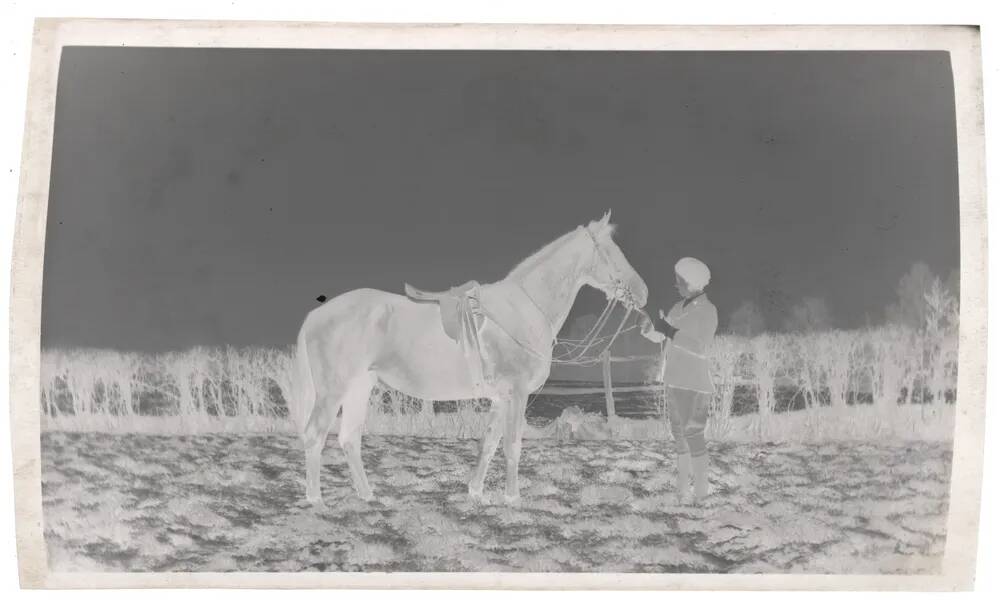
[674,257,711,291]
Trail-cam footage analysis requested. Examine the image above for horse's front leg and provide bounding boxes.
[468,401,507,499]
[502,395,528,505]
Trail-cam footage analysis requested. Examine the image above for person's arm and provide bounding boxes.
[638,304,679,342]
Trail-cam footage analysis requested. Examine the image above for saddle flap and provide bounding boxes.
[442,303,486,344]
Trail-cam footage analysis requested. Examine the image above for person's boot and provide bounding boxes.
[675,452,692,505]
[692,453,709,503]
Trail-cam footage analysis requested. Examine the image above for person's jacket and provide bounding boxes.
[653,293,718,394]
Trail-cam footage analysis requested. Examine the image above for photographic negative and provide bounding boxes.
[9,20,987,590]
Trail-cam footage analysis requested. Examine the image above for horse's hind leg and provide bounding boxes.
[338,371,378,501]
[302,392,343,505]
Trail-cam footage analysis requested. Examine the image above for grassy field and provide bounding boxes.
[38,322,957,574]
[41,431,950,573]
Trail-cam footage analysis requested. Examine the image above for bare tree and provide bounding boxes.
[945,267,960,305]
[782,297,832,333]
[728,299,766,336]
[885,262,939,330]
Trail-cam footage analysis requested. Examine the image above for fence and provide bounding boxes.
[596,349,656,418]
[554,324,958,421]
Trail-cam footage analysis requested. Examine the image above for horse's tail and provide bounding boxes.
[292,326,317,434]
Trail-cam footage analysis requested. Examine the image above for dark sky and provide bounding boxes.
[41,48,959,352]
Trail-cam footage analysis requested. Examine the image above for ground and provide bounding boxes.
[41,432,951,573]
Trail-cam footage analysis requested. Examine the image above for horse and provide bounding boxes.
[291,211,648,505]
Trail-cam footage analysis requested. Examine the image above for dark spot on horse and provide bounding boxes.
[316,295,327,303]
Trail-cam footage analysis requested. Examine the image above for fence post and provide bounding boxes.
[602,349,616,419]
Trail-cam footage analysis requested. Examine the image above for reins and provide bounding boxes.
[479,298,638,367]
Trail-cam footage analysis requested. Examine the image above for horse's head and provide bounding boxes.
[579,211,648,310]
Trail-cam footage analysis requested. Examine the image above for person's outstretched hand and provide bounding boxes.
[644,330,666,343]
[639,312,666,343]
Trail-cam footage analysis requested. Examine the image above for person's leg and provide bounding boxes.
[667,387,695,503]
[676,451,692,504]
[685,391,711,502]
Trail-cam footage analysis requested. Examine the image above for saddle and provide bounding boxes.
[405,279,493,394]
[404,280,484,343]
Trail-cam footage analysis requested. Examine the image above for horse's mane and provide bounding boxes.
[506,221,617,279]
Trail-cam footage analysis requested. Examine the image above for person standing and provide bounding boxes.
[639,257,718,505]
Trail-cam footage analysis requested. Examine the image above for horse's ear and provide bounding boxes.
[600,210,612,226]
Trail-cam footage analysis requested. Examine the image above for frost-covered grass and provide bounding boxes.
[38,293,958,573]
[41,432,952,573]
[537,403,955,444]
[42,402,955,445]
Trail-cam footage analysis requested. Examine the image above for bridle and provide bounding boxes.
[495,224,641,366]
[516,224,638,327]
[582,225,638,310]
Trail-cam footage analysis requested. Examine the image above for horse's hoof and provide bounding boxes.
[690,499,716,517]
[691,492,712,508]
[305,496,326,510]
